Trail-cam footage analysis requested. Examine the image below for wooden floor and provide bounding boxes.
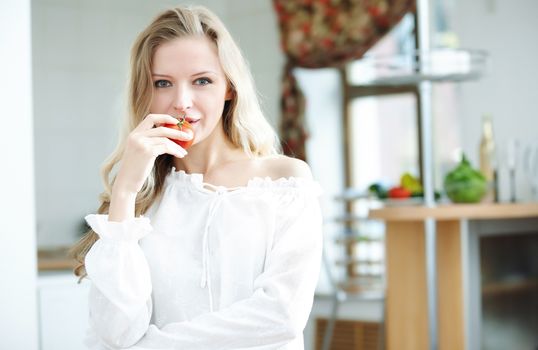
[315,318,383,350]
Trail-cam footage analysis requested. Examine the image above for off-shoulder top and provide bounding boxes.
[83,167,323,350]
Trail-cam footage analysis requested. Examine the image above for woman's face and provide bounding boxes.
[149,36,232,146]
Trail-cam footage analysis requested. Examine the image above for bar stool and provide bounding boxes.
[320,193,386,350]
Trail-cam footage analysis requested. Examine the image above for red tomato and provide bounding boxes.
[388,186,412,199]
[163,119,194,150]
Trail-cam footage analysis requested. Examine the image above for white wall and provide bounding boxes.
[224,0,284,127]
[294,68,346,295]
[453,0,538,201]
[0,0,39,348]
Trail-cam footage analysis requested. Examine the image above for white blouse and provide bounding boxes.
[83,167,323,350]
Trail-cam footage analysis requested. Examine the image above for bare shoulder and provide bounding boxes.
[258,154,313,181]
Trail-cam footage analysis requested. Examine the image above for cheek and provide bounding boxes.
[200,92,227,117]
[149,93,159,111]
[198,101,226,133]
[150,93,170,112]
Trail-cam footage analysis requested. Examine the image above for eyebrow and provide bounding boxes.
[191,70,217,77]
[151,70,218,78]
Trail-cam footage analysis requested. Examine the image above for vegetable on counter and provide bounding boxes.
[388,186,412,199]
[369,183,388,199]
[443,153,487,203]
[401,172,423,193]
[368,172,441,201]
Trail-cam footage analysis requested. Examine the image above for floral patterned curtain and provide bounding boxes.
[273,0,416,160]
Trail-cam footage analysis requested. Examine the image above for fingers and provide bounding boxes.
[145,126,193,141]
[148,137,188,158]
[137,114,179,131]
[127,114,192,159]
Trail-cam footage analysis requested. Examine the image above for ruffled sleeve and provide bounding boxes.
[126,181,324,349]
[84,214,154,348]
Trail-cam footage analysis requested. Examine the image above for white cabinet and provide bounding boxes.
[37,272,90,350]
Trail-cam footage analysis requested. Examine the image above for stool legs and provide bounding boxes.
[321,292,340,350]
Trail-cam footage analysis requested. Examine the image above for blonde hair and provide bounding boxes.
[70,5,280,278]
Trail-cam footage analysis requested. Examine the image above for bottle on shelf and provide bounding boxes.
[479,114,498,202]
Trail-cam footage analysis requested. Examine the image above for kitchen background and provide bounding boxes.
[1,0,537,349]
[32,0,538,249]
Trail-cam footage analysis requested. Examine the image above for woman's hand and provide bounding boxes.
[114,114,193,195]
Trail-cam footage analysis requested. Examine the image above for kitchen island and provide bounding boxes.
[369,202,538,350]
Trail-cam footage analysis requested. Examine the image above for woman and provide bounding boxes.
[71,5,323,350]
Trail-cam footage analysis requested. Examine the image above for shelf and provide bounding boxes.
[334,235,383,244]
[360,71,483,86]
[336,276,385,296]
[348,48,487,87]
[328,214,367,223]
[333,189,370,201]
[335,258,384,266]
[482,279,538,297]
[333,188,446,206]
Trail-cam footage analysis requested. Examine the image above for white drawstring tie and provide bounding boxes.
[200,186,226,312]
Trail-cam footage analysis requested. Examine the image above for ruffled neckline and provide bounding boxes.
[168,167,323,195]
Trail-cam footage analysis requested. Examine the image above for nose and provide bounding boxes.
[173,85,193,115]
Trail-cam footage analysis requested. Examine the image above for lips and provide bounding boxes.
[185,117,200,124]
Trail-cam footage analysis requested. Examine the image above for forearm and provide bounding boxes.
[132,295,299,350]
[109,187,137,222]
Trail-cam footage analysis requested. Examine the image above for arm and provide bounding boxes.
[130,184,323,350]
[84,113,192,348]
[84,214,154,348]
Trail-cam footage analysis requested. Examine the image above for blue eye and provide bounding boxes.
[194,77,212,86]
[154,80,171,88]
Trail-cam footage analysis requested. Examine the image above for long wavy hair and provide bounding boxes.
[70,5,280,279]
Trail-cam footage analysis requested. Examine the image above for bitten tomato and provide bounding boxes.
[163,118,194,150]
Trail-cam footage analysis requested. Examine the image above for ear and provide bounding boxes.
[225,85,234,101]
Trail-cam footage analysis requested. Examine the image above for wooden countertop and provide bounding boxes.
[38,246,76,271]
[368,202,538,221]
